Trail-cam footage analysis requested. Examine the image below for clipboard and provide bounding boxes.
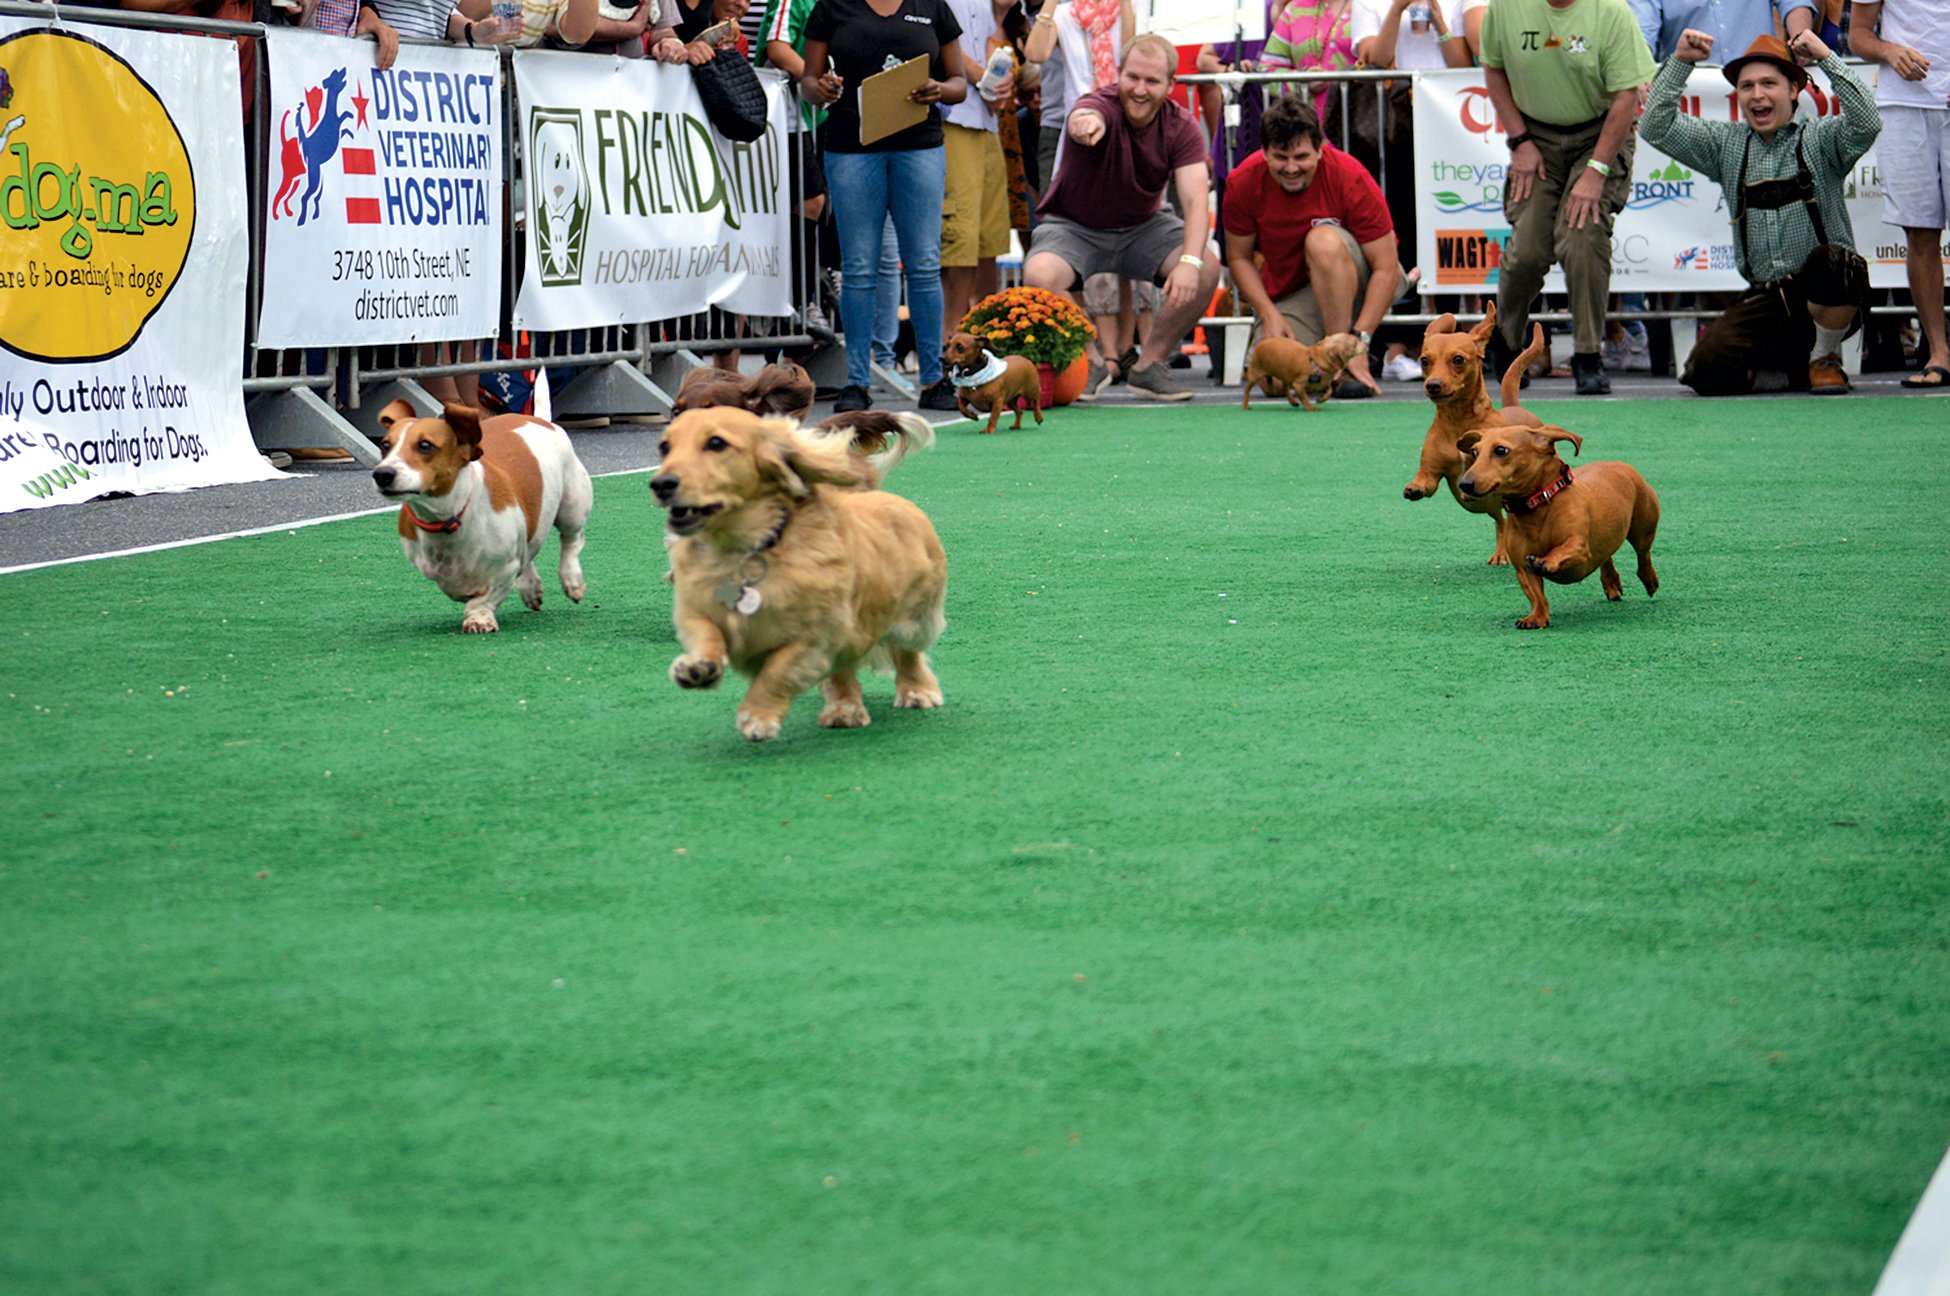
[858,54,930,146]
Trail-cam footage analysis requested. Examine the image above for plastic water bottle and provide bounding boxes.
[977,46,1015,103]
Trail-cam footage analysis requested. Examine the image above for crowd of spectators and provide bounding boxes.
[63,0,1950,401]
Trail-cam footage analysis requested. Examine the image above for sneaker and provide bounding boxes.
[1622,330,1651,372]
[1125,360,1194,402]
[1571,352,1611,396]
[1079,357,1112,402]
[1381,352,1422,382]
[832,384,871,413]
[918,379,959,411]
[1809,352,1850,395]
[1600,338,1629,372]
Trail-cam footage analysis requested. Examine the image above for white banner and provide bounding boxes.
[512,52,791,331]
[257,30,503,347]
[0,20,277,512]
[1412,66,1922,294]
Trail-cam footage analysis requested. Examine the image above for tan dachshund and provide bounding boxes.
[943,332,1044,434]
[1403,302,1545,565]
[1241,333,1364,411]
[651,408,947,742]
[1455,424,1660,630]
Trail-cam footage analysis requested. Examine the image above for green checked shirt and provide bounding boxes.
[1641,54,1880,285]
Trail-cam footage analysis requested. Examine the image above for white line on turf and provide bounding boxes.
[1875,1142,1950,1296]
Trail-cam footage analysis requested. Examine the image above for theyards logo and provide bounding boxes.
[530,109,590,288]
[1429,159,1506,213]
[0,30,194,364]
[1628,160,1694,209]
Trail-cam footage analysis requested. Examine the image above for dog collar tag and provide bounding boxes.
[718,580,763,614]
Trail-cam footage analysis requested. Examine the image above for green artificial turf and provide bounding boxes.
[3,396,1947,1295]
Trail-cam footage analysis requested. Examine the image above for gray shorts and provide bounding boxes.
[1270,224,1402,344]
[1028,211,1185,289]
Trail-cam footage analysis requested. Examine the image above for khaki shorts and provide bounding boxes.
[942,123,1011,267]
[1270,224,1401,343]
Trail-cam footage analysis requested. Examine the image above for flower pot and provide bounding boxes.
[1048,353,1090,406]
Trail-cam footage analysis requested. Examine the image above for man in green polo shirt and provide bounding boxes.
[1479,0,1655,394]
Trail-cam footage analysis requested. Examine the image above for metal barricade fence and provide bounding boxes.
[0,2,811,465]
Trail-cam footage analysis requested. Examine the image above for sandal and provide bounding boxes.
[1902,364,1950,389]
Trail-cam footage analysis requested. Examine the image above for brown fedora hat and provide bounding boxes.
[1723,34,1809,90]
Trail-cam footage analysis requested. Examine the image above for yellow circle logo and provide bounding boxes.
[0,29,196,364]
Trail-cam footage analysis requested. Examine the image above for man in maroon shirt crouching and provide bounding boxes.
[1023,33,1222,402]
[1223,94,1404,398]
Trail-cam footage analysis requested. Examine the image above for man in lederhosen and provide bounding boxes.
[1641,28,1883,394]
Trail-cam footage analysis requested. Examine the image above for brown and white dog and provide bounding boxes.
[373,400,594,633]
[651,407,947,742]
[1241,332,1364,411]
[943,331,1044,434]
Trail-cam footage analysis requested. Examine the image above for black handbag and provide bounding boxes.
[690,51,769,143]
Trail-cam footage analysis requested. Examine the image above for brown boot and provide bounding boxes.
[1809,352,1850,395]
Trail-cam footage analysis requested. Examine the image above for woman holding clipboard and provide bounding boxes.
[800,0,971,412]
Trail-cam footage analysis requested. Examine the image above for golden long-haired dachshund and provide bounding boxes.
[650,408,948,742]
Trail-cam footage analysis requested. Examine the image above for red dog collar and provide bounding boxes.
[1504,467,1574,515]
[405,498,468,533]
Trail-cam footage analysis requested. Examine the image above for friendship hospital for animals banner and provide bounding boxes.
[1412,67,1912,294]
[513,53,790,331]
[0,19,276,512]
[258,31,502,347]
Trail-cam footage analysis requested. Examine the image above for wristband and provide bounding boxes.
[1505,131,1534,151]
[1585,157,1611,176]
[1034,11,1053,22]
[1178,253,1204,269]
[463,19,475,44]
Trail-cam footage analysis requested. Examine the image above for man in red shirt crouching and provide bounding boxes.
[1223,94,1403,398]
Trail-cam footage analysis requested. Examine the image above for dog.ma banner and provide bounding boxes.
[0,19,276,513]
[257,30,503,348]
[1412,67,1903,293]
[512,53,790,332]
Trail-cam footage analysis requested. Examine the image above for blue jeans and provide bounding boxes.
[873,217,901,369]
[824,146,945,388]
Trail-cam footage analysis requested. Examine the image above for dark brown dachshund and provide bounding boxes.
[942,332,1044,434]
[1455,424,1660,629]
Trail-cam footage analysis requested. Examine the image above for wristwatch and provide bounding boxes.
[1356,330,1372,348]
[1506,131,1535,151]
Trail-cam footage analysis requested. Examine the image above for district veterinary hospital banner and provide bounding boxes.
[0,19,275,512]
[1413,67,1912,294]
[513,52,790,331]
[258,30,502,347]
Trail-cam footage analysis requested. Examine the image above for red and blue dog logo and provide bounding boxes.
[271,67,376,226]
